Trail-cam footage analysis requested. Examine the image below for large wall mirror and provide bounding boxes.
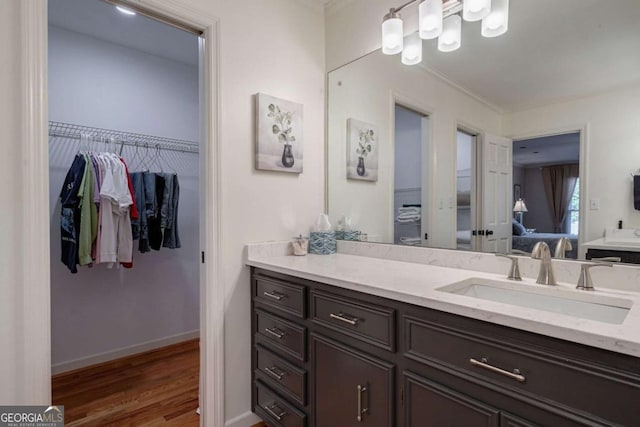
[327,0,640,262]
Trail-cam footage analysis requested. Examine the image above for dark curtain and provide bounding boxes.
[541,164,579,233]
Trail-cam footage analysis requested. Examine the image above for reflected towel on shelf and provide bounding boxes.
[396,216,420,223]
[397,206,421,222]
[398,206,421,214]
[400,236,421,246]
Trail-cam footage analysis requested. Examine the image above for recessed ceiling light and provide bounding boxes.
[116,6,136,16]
[519,146,526,149]
[533,151,539,154]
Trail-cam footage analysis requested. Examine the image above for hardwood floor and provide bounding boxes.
[52,339,200,426]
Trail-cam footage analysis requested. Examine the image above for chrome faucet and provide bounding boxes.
[531,242,557,285]
[577,261,613,291]
[554,237,573,259]
[495,253,522,281]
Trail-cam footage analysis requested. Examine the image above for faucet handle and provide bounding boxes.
[576,261,613,291]
[495,253,522,281]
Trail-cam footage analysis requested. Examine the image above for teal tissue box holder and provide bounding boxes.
[309,231,336,254]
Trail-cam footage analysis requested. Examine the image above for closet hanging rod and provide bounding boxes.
[48,121,199,154]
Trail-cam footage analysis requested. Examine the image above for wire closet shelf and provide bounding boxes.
[48,121,200,154]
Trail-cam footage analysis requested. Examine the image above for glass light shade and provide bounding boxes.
[419,0,443,40]
[438,15,462,52]
[513,199,528,212]
[116,6,136,15]
[382,14,404,55]
[481,0,509,37]
[402,32,423,65]
[463,0,491,22]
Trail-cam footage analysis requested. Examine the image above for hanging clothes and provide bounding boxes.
[59,154,87,274]
[58,150,182,273]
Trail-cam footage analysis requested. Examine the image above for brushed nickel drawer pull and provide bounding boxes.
[264,327,285,339]
[356,384,368,422]
[263,290,285,301]
[264,365,286,380]
[470,357,526,382]
[263,402,286,421]
[330,312,359,325]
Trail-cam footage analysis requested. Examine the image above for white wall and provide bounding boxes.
[1,0,326,424]
[48,26,200,370]
[504,84,640,243]
[328,50,501,247]
[49,26,199,140]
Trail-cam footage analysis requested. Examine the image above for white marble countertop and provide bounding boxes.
[246,248,640,358]
[583,238,640,252]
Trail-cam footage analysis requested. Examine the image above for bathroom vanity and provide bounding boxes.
[248,246,640,426]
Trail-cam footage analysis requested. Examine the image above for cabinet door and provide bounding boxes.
[403,371,500,427]
[312,334,394,427]
[500,413,538,427]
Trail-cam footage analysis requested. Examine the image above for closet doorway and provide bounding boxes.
[47,1,211,424]
[393,103,431,247]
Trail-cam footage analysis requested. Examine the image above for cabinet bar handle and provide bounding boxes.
[356,384,368,422]
[264,327,285,339]
[263,290,285,301]
[264,365,286,380]
[263,403,286,421]
[330,312,359,325]
[469,357,526,382]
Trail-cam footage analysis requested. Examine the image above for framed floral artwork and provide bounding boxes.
[255,93,303,173]
[347,118,378,181]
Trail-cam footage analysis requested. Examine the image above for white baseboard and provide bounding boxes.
[51,330,200,375]
[225,411,262,427]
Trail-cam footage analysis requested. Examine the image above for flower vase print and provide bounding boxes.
[347,118,378,181]
[256,93,303,173]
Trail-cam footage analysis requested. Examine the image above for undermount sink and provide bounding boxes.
[604,228,640,246]
[437,278,632,324]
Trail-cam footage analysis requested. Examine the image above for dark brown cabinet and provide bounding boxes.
[403,371,500,427]
[251,267,640,427]
[312,334,394,426]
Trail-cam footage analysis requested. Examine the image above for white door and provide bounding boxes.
[481,133,512,253]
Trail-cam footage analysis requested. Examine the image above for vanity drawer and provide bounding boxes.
[254,274,306,319]
[404,315,640,424]
[256,309,306,361]
[255,343,307,405]
[311,290,395,351]
[255,380,306,427]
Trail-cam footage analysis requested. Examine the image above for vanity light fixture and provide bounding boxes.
[116,5,136,16]
[382,0,509,64]
[382,9,404,54]
[402,32,423,65]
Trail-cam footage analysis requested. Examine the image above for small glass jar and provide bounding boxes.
[291,235,308,256]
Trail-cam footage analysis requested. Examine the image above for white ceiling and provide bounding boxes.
[513,133,580,167]
[50,0,640,113]
[418,0,640,112]
[48,0,199,66]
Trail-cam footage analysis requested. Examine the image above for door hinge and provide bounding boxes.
[201,251,205,263]
[424,233,428,240]
[472,230,477,236]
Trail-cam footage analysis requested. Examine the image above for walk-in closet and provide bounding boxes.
[48,0,202,424]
